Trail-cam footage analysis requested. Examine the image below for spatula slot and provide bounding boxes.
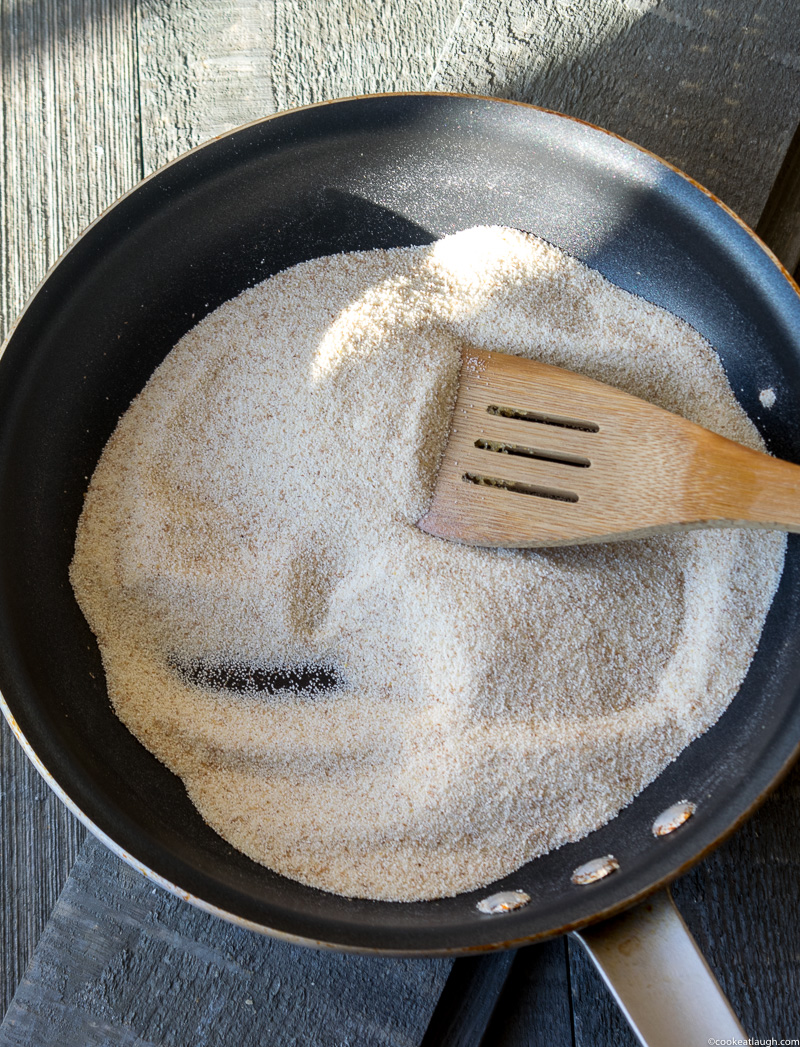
[463,472,579,503]
[474,438,590,468]
[487,404,599,433]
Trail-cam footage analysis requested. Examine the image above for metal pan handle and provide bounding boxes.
[571,887,746,1047]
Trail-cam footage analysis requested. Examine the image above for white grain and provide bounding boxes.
[70,227,785,901]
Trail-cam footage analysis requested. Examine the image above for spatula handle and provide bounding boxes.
[686,433,800,532]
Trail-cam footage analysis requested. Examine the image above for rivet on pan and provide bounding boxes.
[476,890,531,914]
[652,800,696,837]
[571,855,619,885]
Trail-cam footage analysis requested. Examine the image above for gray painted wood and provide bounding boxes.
[431,0,800,228]
[0,836,451,1047]
[567,936,641,1047]
[0,0,141,1017]
[0,0,141,328]
[0,724,86,1025]
[418,951,516,1047]
[478,940,573,1047]
[138,0,278,175]
[271,0,464,112]
[137,0,465,174]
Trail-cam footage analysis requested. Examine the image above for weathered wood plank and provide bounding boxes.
[0,723,86,1023]
[0,0,141,1016]
[0,0,142,329]
[757,119,800,274]
[479,939,573,1047]
[138,0,278,175]
[0,836,451,1047]
[418,951,516,1047]
[430,0,800,228]
[670,761,800,1042]
[568,935,640,1047]
[4,0,800,1042]
[271,0,465,112]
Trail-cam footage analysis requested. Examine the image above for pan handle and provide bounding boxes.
[570,887,746,1047]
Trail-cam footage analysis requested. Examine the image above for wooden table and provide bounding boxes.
[2,2,800,1043]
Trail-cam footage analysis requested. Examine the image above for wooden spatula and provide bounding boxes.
[418,348,800,547]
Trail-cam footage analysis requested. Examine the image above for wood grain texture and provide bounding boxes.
[479,939,573,1047]
[0,0,141,1017]
[3,0,800,1042]
[418,951,515,1047]
[271,0,465,112]
[430,0,800,228]
[757,118,800,274]
[138,0,277,174]
[0,836,451,1047]
[568,936,639,1047]
[137,0,465,175]
[0,0,142,329]
[0,724,86,1024]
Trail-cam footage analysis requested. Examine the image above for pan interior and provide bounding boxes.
[2,95,800,952]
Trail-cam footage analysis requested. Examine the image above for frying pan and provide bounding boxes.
[2,93,800,1043]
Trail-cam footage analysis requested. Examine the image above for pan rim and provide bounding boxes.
[2,90,800,954]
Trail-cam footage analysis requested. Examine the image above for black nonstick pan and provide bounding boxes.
[2,93,800,1042]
